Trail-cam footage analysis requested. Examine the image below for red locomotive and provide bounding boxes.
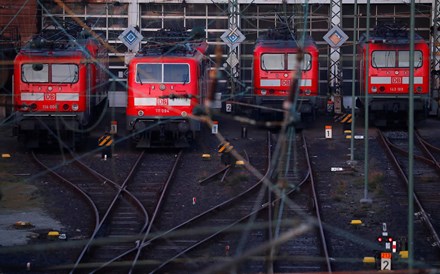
[357,23,431,126]
[252,27,320,122]
[126,29,209,148]
[13,25,108,148]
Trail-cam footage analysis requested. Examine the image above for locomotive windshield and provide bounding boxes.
[136,63,190,83]
[261,53,312,71]
[52,64,79,83]
[21,63,79,83]
[372,50,422,68]
[22,63,49,82]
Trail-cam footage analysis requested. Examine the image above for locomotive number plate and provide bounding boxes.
[157,98,168,105]
[391,77,402,84]
[42,104,57,110]
[155,108,170,113]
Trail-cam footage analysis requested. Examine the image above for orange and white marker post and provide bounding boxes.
[110,120,118,135]
[380,252,392,270]
[325,125,332,139]
[392,241,397,253]
[212,121,218,134]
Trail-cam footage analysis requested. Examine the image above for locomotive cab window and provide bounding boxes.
[22,63,49,83]
[287,53,312,70]
[261,53,312,71]
[398,51,422,68]
[372,50,422,68]
[21,63,78,83]
[136,64,161,83]
[261,54,284,70]
[52,64,79,83]
[136,63,190,83]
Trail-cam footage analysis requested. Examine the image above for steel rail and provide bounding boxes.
[151,132,332,273]
[266,132,331,273]
[30,150,100,231]
[302,132,332,273]
[70,150,149,273]
[128,150,183,273]
[377,130,440,249]
[91,132,272,272]
[90,150,183,273]
[415,130,440,170]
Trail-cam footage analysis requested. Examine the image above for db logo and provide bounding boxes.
[45,93,55,100]
[282,80,291,86]
[391,77,402,84]
[157,98,168,105]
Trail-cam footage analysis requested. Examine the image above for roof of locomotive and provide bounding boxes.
[359,23,427,45]
[254,27,317,50]
[19,27,102,55]
[136,28,207,58]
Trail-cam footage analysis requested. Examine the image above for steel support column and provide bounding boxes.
[127,0,140,53]
[228,0,240,88]
[431,0,440,116]
[329,0,343,113]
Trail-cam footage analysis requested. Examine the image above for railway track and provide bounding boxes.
[377,129,440,265]
[107,130,332,273]
[31,149,183,273]
[122,132,273,273]
[267,129,331,273]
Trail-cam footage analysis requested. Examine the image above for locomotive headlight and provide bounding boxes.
[304,89,311,96]
[181,111,188,117]
[48,86,53,91]
[284,73,289,78]
[261,89,267,95]
[371,86,377,93]
[416,86,422,93]
[138,110,144,116]
[160,84,166,91]
[58,87,62,91]
[72,104,79,111]
[38,86,42,91]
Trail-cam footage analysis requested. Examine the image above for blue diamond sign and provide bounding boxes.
[323,25,348,48]
[119,26,143,51]
[221,28,246,50]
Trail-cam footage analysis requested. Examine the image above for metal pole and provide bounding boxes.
[350,0,358,163]
[408,0,416,269]
[361,0,372,204]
